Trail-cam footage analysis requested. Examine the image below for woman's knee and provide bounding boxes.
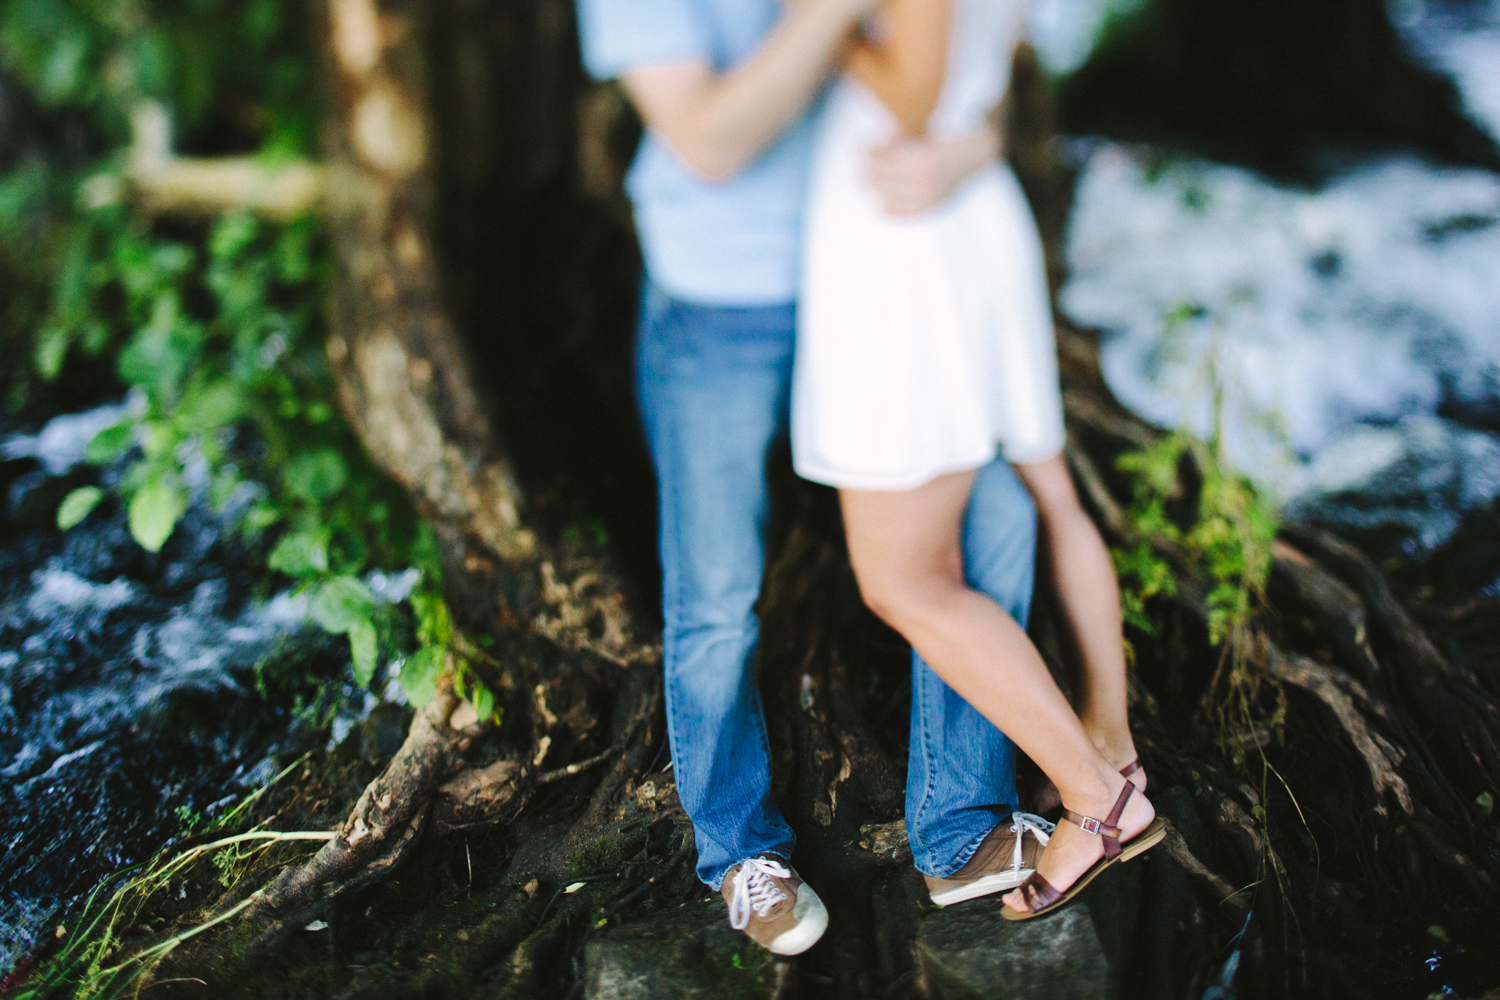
[855,568,957,635]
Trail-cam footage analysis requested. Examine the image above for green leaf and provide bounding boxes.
[267,529,329,577]
[181,379,243,432]
[210,212,259,265]
[34,323,71,381]
[411,590,453,649]
[85,422,134,464]
[400,647,441,707]
[472,682,495,722]
[311,575,375,633]
[57,486,103,530]
[349,618,378,686]
[242,502,281,534]
[128,477,187,552]
[284,448,348,502]
[119,293,199,406]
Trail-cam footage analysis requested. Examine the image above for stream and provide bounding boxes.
[1053,0,1500,573]
[0,406,354,975]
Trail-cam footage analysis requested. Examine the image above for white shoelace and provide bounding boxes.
[1008,812,1055,872]
[728,857,791,930]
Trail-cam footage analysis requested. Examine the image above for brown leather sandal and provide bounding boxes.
[1119,758,1143,780]
[1000,780,1165,922]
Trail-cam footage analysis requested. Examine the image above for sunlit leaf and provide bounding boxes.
[182,380,243,431]
[268,529,329,577]
[34,324,71,381]
[400,647,441,707]
[56,486,103,530]
[311,575,375,634]
[85,421,134,464]
[284,448,348,502]
[472,682,495,722]
[242,502,281,534]
[349,618,378,686]
[128,476,186,552]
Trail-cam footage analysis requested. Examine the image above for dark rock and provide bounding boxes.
[0,457,39,502]
[584,900,789,1000]
[9,469,93,526]
[916,858,1143,1000]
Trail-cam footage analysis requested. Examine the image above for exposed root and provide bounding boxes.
[434,758,527,830]
[1159,820,1252,921]
[243,685,468,929]
[1269,649,1413,816]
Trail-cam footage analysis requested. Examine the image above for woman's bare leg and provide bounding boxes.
[840,471,1153,911]
[1014,455,1143,790]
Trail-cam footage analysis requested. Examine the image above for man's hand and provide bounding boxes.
[867,120,1002,216]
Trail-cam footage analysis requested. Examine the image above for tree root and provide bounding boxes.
[242,686,470,933]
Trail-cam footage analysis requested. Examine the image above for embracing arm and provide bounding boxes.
[621,0,876,182]
[844,0,950,136]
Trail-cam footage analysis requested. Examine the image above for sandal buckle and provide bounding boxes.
[1077,816,1102,835]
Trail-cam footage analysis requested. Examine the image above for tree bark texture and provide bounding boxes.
[186,2,1500,997]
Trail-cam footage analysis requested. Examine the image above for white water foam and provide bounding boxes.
[1,399,138,475]
[1394,0,1500,139]
[1061,141,1500,545]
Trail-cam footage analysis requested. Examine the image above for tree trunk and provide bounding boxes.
[205,1,1500,996]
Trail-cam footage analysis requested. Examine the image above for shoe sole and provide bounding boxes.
[1001,817,1167,921]
[928,868,1034,907]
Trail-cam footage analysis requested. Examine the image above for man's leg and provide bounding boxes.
[905,458,1038,877]
[636,285,797,890]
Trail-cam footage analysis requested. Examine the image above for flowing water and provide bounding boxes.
[1054,0,1500,574]
[0,403,361,976]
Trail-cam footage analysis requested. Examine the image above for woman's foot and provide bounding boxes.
[1089,730,1146,793]
[1000,773,1155,914]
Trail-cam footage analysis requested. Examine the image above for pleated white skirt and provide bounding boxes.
[792,81,1065,491]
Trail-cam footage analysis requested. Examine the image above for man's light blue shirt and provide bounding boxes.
[575,0,820,305]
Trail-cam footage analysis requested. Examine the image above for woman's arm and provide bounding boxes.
[844,0,951,136]
[867,118,1001,215]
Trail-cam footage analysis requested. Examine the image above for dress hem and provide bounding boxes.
[794,451,998,493]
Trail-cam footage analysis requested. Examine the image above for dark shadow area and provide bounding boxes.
[427,0,659,616]
[1059,0,1500,178]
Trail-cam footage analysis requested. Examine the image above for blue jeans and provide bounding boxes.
[635,284,1038,888]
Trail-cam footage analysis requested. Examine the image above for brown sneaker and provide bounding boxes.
[721,854,828,955]
[924,812,1055,907]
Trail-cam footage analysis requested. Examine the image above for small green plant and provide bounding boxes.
[1114,429,1277,647]
[11,757,319,1000]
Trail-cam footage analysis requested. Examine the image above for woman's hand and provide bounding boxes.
[866,119,1001,216]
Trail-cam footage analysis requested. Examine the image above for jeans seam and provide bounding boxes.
[909,663,940,871]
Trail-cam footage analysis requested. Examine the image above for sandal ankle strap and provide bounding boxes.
[1061,781,1135,860]
[1120,758,1142,779]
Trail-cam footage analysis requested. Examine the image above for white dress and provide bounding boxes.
[791,0,1065,491]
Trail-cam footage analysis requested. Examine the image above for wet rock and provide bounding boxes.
[8,469,92,527]
[584,899,789,1000]
[916,858,1142,1000]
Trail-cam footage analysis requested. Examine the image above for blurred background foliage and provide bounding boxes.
[0,0,486,711]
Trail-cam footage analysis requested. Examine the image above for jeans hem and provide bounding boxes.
[702,841,796,892]
[923,818,1005,880]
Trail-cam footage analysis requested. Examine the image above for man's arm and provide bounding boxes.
[620,0,876,182]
